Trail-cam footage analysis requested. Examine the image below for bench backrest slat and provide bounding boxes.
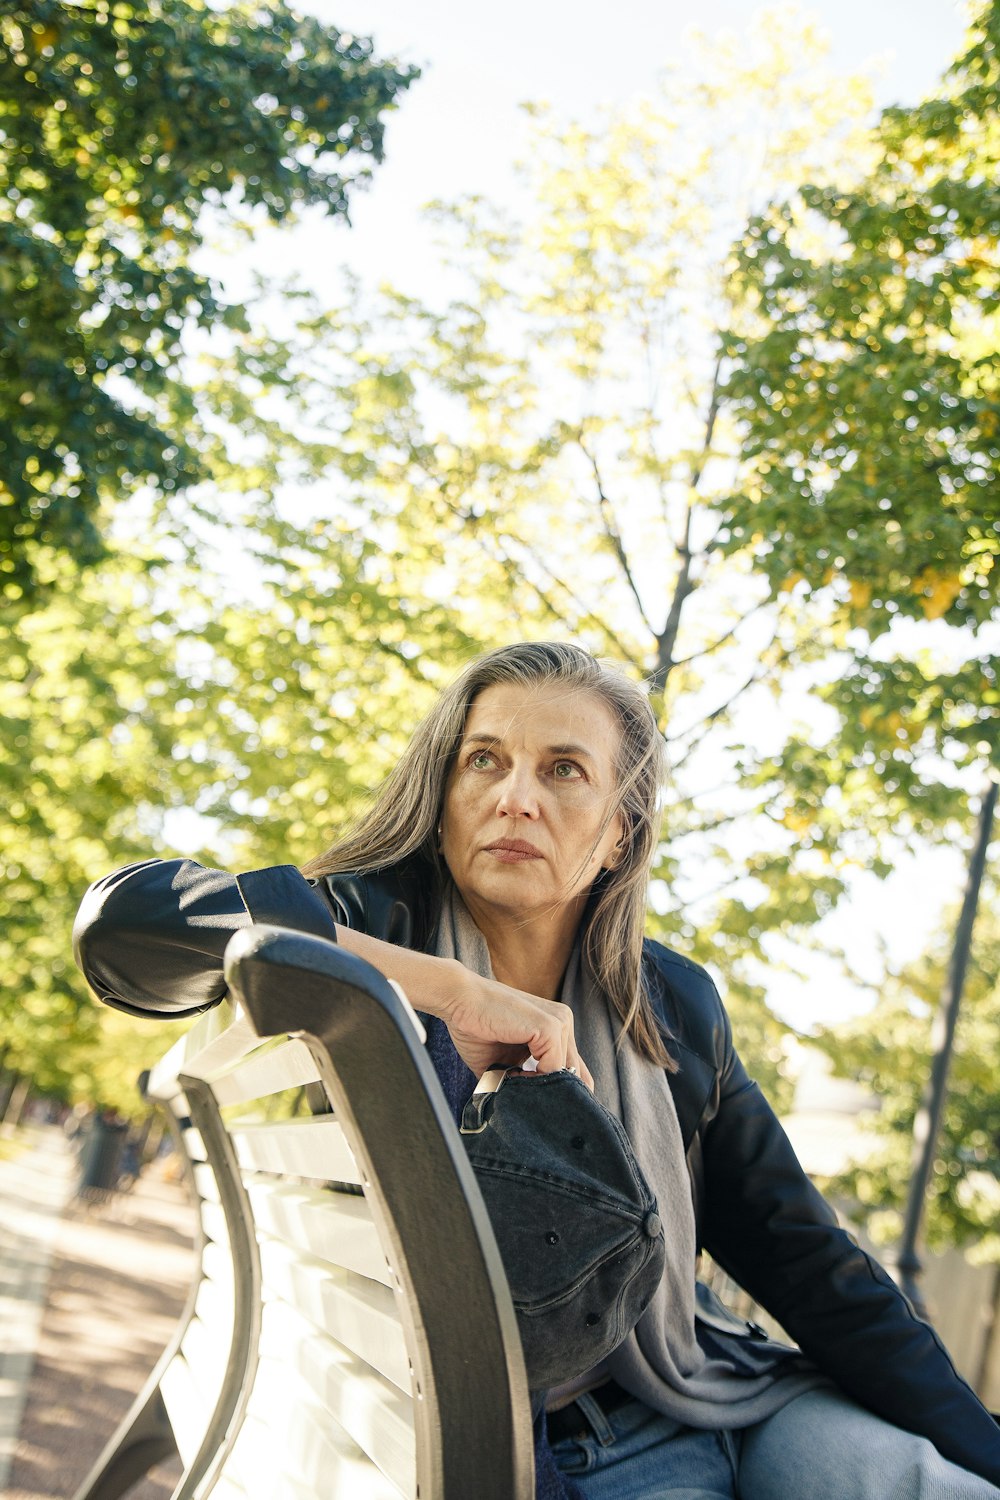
[147,1002,258,1096]
[229,1116,361,1183]
[234,1406,403,1500]
[259,1238,411,1391]
[210,1037,321,1109]
[158,1354,211,1469]
[257,1301,415,1482]
[248,1178,392,1286]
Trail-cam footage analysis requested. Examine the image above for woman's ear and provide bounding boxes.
[601,820,628,870]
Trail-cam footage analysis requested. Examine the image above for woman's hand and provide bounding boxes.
[334,926,592,1087]
[443,963,594,1087]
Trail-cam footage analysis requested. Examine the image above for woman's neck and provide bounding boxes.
[467,899,586,1001]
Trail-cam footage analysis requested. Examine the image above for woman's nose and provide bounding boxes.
[495,767,540,819]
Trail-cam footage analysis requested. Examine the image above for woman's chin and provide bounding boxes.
[457,876,586,930]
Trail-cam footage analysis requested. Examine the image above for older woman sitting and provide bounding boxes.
[75,642,1000,1499]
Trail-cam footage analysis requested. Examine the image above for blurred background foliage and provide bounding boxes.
[0,0,996,1262]
[812,892,1000,1262]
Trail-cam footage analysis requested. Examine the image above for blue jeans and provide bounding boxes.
[550,1386,1000,1499]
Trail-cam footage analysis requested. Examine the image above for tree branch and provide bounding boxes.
[688,343,725,497]
[649,341,727,699]
[671,601,769,668]
[660,807,750,839]
[412,451,647,669]
[492,532,643,664]
[650,501,695,700]
[666,637,791,770]
[577,436,654,637]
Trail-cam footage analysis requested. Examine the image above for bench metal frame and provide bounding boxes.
[74,925,535,1500]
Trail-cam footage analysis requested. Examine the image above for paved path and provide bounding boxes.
[0,1127,74,1494]
[0,1125,196,1500]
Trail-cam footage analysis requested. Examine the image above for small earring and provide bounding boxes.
[603,832,626,870]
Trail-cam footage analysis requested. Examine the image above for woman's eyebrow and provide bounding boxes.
[547,742,596,762]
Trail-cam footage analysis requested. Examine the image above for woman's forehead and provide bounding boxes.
[462,681,620,758]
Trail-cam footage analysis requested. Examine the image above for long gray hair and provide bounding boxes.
[302,642,673,1068]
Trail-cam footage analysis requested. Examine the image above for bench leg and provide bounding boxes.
[72,1386,177,1500]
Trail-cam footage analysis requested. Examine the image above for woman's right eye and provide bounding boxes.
[470,751,494,770]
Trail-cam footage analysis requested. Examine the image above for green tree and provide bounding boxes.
[723,0,999,832]
[135,8,886,1106]
[0,0,418,1104]
[0,0,417,603]
[12,6,995,1124]
[811,894,1000,1263]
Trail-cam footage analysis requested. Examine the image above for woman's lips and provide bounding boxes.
[484,839,542,862]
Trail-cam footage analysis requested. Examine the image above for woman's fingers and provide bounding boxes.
[332,933,593,1086]
[569,1054,594,1091]
[447,972,593,1088]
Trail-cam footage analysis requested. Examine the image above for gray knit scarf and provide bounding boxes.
[435,883,823,1427]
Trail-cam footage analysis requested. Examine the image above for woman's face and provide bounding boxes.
[440,681,625,933]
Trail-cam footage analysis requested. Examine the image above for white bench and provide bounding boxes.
[74,925,535,1500]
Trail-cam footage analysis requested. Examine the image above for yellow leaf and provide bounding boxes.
[916,570,962,620]
[781,811,812,834]
[848,579,871,609]
[778,571,805,593]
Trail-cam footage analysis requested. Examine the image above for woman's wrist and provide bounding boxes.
[333,924,465,1023]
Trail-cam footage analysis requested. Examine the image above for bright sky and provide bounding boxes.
[270,0,971,301]
[224,1,979,1032]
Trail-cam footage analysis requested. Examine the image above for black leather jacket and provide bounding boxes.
[74,855,1000,1486]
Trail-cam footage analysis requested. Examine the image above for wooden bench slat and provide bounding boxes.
[258,1301,415,1494]
[231,1117,361,1184]
[206,1475,246,1500]
[192,1161,222,1204]
[181,1124,208,1163]
[248,1178,392,1287]
[201,1239,235,1291]
[259,1240,410,1392]
[233,1401,406,1500]
[180,1309,232,1404]
[192,1276,235,1340]
[200,1198,231,1249]
[159,1354,210,1468]
[210,1036,321,1107]
[147,998,258,1095]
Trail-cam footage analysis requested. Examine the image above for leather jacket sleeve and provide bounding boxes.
[699,998,1000,1486]
[73,858,343,1018]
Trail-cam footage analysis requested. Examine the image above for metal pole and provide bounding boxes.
[894,778,998,1315]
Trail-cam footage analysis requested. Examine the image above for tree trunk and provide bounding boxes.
[894,779,998,1314]
[1,1074,32,1134]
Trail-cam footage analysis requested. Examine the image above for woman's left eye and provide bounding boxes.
[553,761,583,780]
